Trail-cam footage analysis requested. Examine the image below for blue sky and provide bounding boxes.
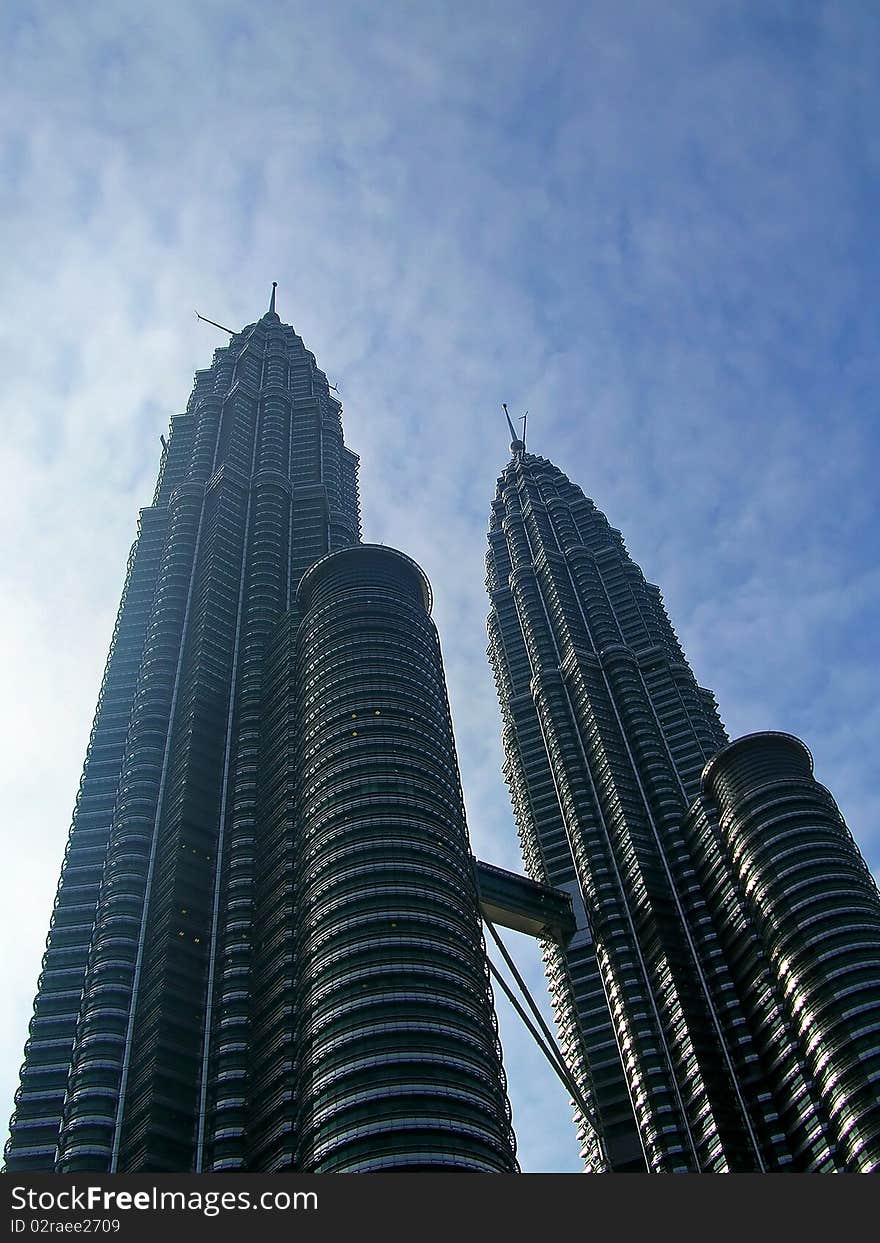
[1,1,878,1173]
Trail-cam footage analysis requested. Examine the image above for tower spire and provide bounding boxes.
[502,403,525,456]
[269,281,277,314]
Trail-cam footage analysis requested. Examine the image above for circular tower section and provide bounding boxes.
[292,545,518,1172]
[701,732,880,1171]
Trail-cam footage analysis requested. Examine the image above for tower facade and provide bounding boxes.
[286,545,516,1172]
[486,443,880,1172]
[6,299,515,1174]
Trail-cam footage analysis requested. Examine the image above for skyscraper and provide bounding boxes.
[485,433,880,1172]
[278,544,516,1172]
[5,294,516,1174]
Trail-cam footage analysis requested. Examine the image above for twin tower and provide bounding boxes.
[7,297,880,1173]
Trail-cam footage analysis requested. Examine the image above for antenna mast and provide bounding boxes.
[502,403,526,455]
[195,311,235,336]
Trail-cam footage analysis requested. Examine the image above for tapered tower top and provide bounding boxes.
[267,281,278,317]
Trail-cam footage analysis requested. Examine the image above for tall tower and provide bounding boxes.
[485,438,880,1172]
[283,545,517,1172]
[6,295,516,1174]
[7,291,360,1172]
